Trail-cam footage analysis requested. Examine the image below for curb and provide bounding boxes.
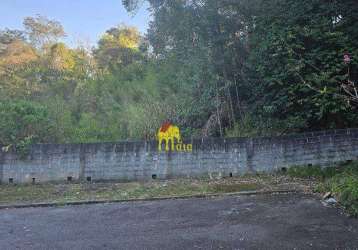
[0,189,298,210]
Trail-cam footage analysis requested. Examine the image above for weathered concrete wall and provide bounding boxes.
[1,129,358,184]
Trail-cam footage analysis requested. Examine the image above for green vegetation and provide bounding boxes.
[2,162,356,217]
[287,165,341,179]
[288,161,358,217]
[0,177,266,205]
[1,1,357,152]
[0,100,53,156]
[0,2,357,213]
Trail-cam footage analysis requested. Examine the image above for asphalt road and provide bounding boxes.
[0,193,357,250]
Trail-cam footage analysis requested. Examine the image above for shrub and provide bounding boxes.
[287,165,341,179]
[330,162,358,217]
[0,100,53,156]
[287,165,324,179]
[287,162,358,217]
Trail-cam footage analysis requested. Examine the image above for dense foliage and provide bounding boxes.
[1,1,358,149]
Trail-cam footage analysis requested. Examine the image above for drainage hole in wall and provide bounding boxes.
[281,167,287,173]
[152,174,157,180]
[229,173,233,178]
[67,176,73,182]
[32,178,36,184]
[86,176,92,182]
[308,164,313,167]
[9,178,13,184]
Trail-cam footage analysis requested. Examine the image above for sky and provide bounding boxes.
[0,0,151,48]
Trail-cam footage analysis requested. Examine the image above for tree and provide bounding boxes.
[124,0,253,136]
[23,15,65,50]
[0,28,39,98]
[122,0,358,134]
[248,0,358,130]
[0,100,54,154]
[48,42,76,71]
[0,28,26,51]
[94,25,142,71]
[0,28,37,67]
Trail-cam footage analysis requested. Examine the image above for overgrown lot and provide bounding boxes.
[1,162,357,217]
[0,175,307,206]
[288,161,358,217]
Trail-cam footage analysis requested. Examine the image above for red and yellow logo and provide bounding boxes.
[157,122,192,152]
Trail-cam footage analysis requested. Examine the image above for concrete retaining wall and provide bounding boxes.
[1,129,358,184]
